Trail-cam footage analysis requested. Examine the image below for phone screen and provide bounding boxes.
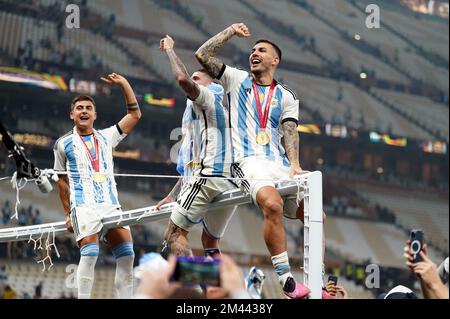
[173,256,221,287]
[410,229,424,263]
[328,275,338,285]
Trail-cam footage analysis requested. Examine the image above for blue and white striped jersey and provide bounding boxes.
[176,100,201,177]
[188,83,232,177]
[218,65,299,167]
[53,125,125,208]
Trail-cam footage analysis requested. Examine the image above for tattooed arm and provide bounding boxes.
[282,120,305,178]
[195,23,251,78]
[160,35,200,100]
[156,178,182,210]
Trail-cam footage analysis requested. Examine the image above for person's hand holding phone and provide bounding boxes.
[409,229,425,262]
[325,275,338,297]
[219,254,247,298]
[335,285,349,299]
[204,248,221,260]
[404,229,428,270]
[137,255,181,299]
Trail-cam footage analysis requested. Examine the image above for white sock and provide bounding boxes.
[77,255,97,299]
[115,255,134,298]
[271,251,292,287]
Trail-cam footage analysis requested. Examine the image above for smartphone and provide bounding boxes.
[328,275,338,285]
[172,256,221,287]
[410,229,424,263]
[204,248,220,258]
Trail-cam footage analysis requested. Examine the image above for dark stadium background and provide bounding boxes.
[0,0,448,299]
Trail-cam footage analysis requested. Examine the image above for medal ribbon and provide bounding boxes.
[80,134,100,172]
[252,80,275,130]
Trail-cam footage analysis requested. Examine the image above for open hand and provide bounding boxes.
[290,165,309,179]
[156,194,176,210]
[100,73,128,86]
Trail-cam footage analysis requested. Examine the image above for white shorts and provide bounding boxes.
[232,157,303,219]
[170,176,237,239]
[70,204,130,242]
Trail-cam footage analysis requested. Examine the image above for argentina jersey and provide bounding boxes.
[218,65,299,167]
[176,100,201,177]
[53,125,126,208]
[190,83,232,177]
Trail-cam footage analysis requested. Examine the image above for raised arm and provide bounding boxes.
[160,35,199,100]
[101,73,142,134]
[195,23,250,78]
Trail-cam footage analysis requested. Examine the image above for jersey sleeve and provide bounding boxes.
[53,138,66,172]
[281,86,299,125]
[192,85,216,111]
[217,65,249,94]
[99,124,127,148]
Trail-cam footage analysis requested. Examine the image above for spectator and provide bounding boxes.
[32,209,42,225]
[325,280,349,299]
[437,257,448,288]
[35,281,43,299]
[337,85,343,102]
[2,285,17,299]
[49,49,62,64]
[404,242,449,299]
[354,265,365,286]
[2,201,11,224]
[245,266,266,299]
[136,254,249,299]
[345,262,354,281]
[18,207,28,226]
[377,285,417,299]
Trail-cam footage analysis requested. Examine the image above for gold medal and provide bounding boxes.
[188,160,200,170]
[93,172,105,183]
[256,130,270,146]
[253,81,275,147]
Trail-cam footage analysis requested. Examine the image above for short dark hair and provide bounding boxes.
[71,95,95,111]
[255,39,282,61]
[196,68,209,75]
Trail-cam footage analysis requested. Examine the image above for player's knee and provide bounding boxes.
[262,199,283,218]
[322,210,327,224]
[112,242,135,260]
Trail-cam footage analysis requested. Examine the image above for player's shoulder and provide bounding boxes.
[224,65,251,78]
[98,124,121,134]
[277,81,298,100]
[53,130,73,150]
[207,83,224,95]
